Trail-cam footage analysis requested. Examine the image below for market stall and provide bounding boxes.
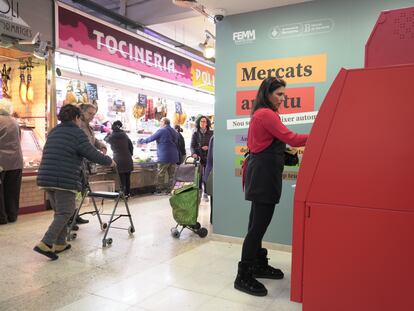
[55,3,215,194]
[0,48,48,212]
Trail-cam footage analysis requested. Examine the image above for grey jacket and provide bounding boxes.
[79,118,107,151]
[0,110,23,171]
[37,121,112,191]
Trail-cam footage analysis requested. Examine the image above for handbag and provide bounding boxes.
[241,151,250,191]
[205,170,213,196]
[284,148,299,166]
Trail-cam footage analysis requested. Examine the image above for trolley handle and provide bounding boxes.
[185,156,200,165]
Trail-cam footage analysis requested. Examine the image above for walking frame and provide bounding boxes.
[67,165,135,247]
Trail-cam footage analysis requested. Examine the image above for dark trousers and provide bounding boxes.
[210,196,213,224]
[241,201,276,261]
[42,190,76,245]
[119,172,131,195]
[0,169,22,223]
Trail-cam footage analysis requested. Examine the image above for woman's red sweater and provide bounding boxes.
[247,108,308,152]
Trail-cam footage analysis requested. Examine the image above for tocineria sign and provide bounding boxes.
[56,4,215,93]
[0,0,32,40]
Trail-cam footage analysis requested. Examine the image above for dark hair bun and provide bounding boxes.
[112,120,123,130]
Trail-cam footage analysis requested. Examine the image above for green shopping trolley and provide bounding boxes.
[170,157,208,238]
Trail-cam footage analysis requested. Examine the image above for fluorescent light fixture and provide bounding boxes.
[55,52,214,105]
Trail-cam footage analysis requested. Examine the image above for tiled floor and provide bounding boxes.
[0,194,301,311]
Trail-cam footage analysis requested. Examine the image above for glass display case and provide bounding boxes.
[95,131,158,164]
[20,126,43,170]
[93,130,159,193]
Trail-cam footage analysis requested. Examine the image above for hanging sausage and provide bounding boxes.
[18,60,27,105]
[26,58,34,105]
[1,64,11,99]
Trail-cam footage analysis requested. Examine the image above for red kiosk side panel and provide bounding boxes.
[307,65,414,211]
[303,203,414,311]
[290,69,348,302]
[298,65,414,310]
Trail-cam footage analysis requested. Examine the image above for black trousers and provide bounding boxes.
[210,196,213,224]
[241,201,276,261]
[119,172,131,196]
[0,169,23,223]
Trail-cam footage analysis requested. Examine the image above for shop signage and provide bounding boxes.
[233,29,256,45]
[234,155,244,167]
[138,94,147,106]
[236,87,315,115]
[191,61,215,93]
[235,168,242,177]
[236,54,326,87]
[282,170,298,180]
[234,145,248,155]
[0,0,32,40]
[269,18,334,40]
[85,83,98,100]
[227,117,251,130]
[235,134,248,144]
[57,5,215,93]
[227,111,318,130]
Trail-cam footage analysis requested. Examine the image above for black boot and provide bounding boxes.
[234,261,268,296]
[252,248,284,279]
[76,216,89,224]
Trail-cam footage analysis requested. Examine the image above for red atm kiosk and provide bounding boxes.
[291,7,414,311]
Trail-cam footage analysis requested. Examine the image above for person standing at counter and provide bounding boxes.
[234,77,308,296]
[138,117,179,195]
[0,108,23,225]
[79,103,107,154]
[34,104,114,260]
[174,125,186,165]
[190,115,213,201]
[104,121,133,197]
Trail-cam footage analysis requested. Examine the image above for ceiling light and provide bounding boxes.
[199,30,215,59]
[203,46,215,59]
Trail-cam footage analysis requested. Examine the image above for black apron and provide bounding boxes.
[245,139,286,204]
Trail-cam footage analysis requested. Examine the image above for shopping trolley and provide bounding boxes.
[67,165,135,247]
[169,157,208,239]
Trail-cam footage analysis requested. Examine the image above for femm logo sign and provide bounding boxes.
[233,29,255,45]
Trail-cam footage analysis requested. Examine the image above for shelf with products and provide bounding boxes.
[56,76,214,169]
[96,130,158,165]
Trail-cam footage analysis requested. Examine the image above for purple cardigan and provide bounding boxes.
[203,136,214,183]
